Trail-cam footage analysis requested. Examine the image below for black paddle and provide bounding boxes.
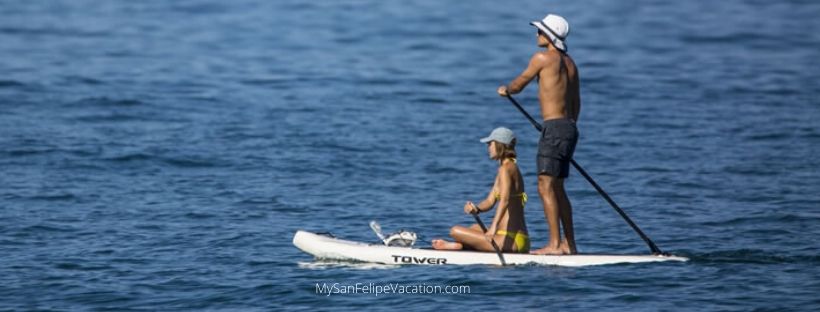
[470,204,507,266]
[504,94,665,255]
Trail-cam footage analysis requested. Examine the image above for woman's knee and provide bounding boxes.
[449,225,466,238]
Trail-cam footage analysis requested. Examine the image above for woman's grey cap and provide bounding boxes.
[480,127,515,145]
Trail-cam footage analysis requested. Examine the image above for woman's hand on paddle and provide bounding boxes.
[464,201,479,214]
[497,85,509,97]
[485,226,496,241]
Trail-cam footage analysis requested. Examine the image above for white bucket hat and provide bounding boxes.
[530,14,569,52]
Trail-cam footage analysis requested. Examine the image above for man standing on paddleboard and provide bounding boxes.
[497,14,580,255]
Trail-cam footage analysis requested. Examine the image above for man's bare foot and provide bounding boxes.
[559,239,578,255]
[432,239,463,250]
[530,245,563,255]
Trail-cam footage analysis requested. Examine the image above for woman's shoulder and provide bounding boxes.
[497,159,520,176]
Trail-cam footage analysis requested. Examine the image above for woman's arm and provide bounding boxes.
[464,176,498,213]
[487,167,511,235]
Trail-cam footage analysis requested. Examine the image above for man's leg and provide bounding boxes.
[532,174,563,255]
[555,179,577,254]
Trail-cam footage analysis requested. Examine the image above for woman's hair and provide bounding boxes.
[492,139,517,161]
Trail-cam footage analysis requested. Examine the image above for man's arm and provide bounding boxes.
[498,52,548,96]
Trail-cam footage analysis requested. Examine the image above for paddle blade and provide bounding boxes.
[369,220,386,241]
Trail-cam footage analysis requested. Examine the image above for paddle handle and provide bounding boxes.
[506,94,544,132]
[470,207,507,266]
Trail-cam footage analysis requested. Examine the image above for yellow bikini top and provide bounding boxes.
[493,191,528,205]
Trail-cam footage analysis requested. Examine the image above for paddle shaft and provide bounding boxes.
[504,94,664,255]
[470,209,507,266]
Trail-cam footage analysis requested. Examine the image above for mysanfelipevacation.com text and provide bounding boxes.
[315,282,471,296]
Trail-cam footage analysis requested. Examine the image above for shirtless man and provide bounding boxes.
[497,14,580,255]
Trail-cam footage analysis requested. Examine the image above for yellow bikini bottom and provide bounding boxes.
[496,230,530,253]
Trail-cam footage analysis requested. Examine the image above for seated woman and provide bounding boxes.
[432,127,530,253]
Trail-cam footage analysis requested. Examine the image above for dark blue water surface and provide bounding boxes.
[2,0,820,310]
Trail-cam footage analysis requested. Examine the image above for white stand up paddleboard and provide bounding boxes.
[293,230,688,267]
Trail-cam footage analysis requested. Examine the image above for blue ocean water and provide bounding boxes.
[2,0,819,310]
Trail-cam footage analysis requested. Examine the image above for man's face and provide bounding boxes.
[536,30,550,47]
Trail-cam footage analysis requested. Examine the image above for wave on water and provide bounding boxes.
[680,31,777,45]
[238,77,293,88]
[700,213,820,227]
[67,97,145,108]
[409,97,447,104]
[234,196,307,214]
[683,249,820,265]
[13,224,80,235]
[23,193,78,202]
[297,260,399,270]
[63,75,104,86]
[71,113,152,123]
[61,97,181,123]
[0,79,25,88]
[162,157,224,168]
[183,212,218,220]
[0,26,107,38]
[4,147,57,157]
[53,262,113,271]
[102,153,226,168]
[101,152,154,162]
